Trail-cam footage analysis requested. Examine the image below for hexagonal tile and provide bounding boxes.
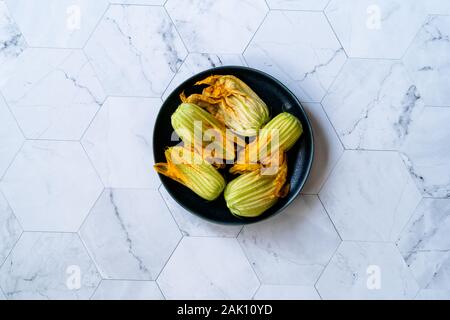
[322,59,424,150]
[319,151,421,242]
[0,141,103,232]
[403,16,450,107]
[0,232,101,300]
[5,0,109,48]
[162,53,247,100]
[166,0,267,54]
[399,107,450,197]
[157,237,259,299]
[316,242,419,300]
[84,5,187,97]
[301,102,344,194]
[0,0,26,66]
[397,199,450,294]
[254,285,320,300]
[0,97,23,178]
[266,0,329,11]
[244,11,346,103]
[325,0,427,59]
[0,48,106,140]
[82,97,159,189]
[159,185,242,237]
[80,189,181,280]
[416,289,450,300]
[238,195,341,285]
[0,192,21,265]
[91,280,164,300]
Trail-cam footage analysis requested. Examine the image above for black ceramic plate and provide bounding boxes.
[153,66,314,225]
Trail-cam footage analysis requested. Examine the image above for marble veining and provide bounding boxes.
[0,1,26,66]
[397,199,450,293]
[403,15,450,107]
[322,59,424,150]
[0,192,21,265]
[0,48,106,140]
[85,5,187,97]
[80,189,181,280]
[0,233,101,300]
[400,107,450,198]
[244,10,346,103]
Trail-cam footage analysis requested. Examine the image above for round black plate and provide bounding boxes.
[153,66,314,224]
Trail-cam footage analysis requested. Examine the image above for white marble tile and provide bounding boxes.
[244,11,346,103]
[110,0,165,4]
[0,1,26,67]
[397,199,450,292]
[80,189,181,280]
[157,237,259,299]
[159,185,242,238]
[82,97,159,189]
[254,285,320,300]
[0,289,5,300]
[0,232,101,300]
[400,107,450,198]
[403,16,450,107]
[0,97,23,178]
[84,5,187,97]
[316,242,419,300]
[238,195,341,286]
[266,0,330,11]
[416,289,450,300]
[0,192,21,265]
[0,141,103,232]
[162,53,247,100]
[397,199,450,254]
[0,48,106,140]
[5,0,109,48]
[301,102,343,194]
[92,280,164,300]
[322,59,424,150]
[403,251,450,292]
[319,151,421,242]
[325,0,427,59]
[166,0,267,54]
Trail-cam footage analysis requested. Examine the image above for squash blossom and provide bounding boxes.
[181,75,270,136]
[171,103,244,163]
[224,158,289,218]
[154,146,225,201]
[231,112,303,174]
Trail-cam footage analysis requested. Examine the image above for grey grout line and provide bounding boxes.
[316,148,344,195]
[241,8,270,58]
[313,240,341,294]
[162,5,190,55]
[0,139,25,182]
[157,184,184,238]
[154,234,184,282]
[79,142,106,189]
[89,278,103,300]
[322,9,349,60]
[0,231,23,274]
[81,3,111,50]
[155,280,167,300]
[0,92,27,140]
[159,51,189,100]
[317,195,342,242]
[0,189,24,232]
[76,187,106,234]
